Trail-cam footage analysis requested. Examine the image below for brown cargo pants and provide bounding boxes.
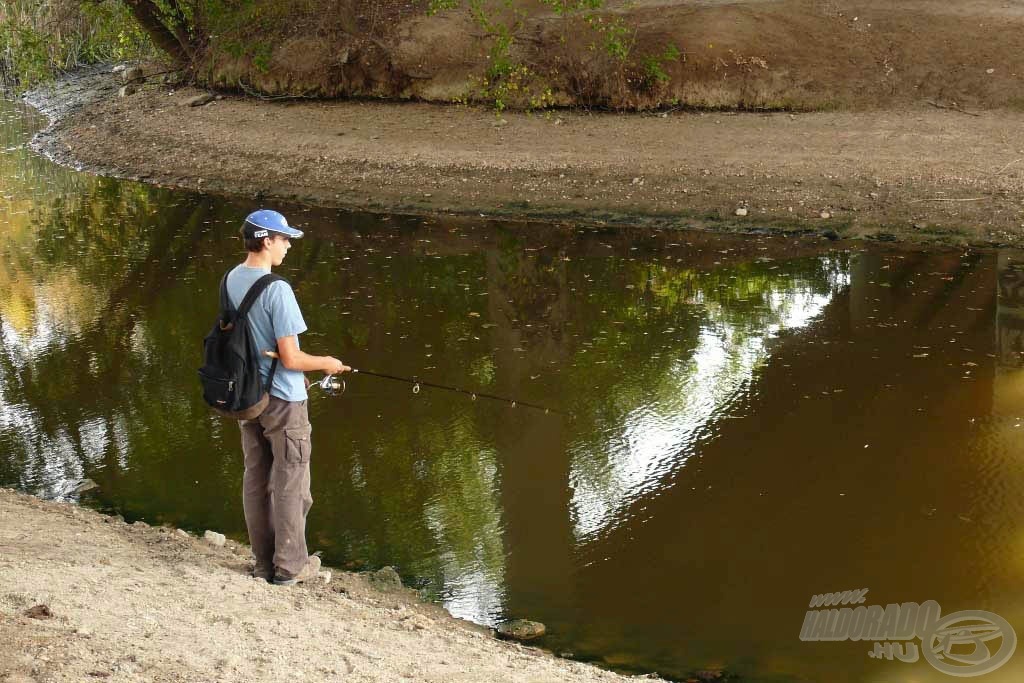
[239,396,313,579]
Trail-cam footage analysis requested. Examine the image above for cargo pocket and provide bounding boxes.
[284,425,312,464]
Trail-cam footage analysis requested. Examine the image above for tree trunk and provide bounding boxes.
[122,0,194,65]
[163,0,198,58]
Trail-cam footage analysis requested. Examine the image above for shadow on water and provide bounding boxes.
[3,99,1024,682]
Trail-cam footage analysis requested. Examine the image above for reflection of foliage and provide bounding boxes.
[423,417,505,593]
[647,257,849,330]
[0,103,249,505]
[469,356,496,386]
[564,254,850,537]
[0,108,103,337]
[309,403,506,599]
[0,102,853,618]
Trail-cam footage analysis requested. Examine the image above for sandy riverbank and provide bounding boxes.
[23,67,1024,249]
[0,489,660,683]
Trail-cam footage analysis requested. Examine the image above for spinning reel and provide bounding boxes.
[317,374,345,396]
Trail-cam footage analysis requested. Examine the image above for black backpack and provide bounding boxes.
[198,271,285,420]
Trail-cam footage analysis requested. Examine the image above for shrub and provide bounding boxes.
[430,0,681,110]
[0,0,153,92]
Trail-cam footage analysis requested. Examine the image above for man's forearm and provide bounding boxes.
[278,350,333,373]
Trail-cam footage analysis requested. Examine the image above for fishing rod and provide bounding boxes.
[264,351,565,416]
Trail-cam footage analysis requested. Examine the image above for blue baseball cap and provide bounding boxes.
[242,209,304,239]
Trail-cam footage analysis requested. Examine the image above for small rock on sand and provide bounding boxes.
[25,604,53,619]
[72,478,98,494]
[496,619,546,641]
[369,566,403,592]
[203,530,226,547]
[186,93,216,107]
[122,66,144,84]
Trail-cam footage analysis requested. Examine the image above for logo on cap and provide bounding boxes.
[253,230,269,238]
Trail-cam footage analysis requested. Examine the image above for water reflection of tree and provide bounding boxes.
[0,172,229,501]
[563,254,850,541]
[568,249,1004,682]
[0,142,855,638]
[466,231,850,628]
[0,104,87,199]
[299,243,510,608]
[0,105,103,337]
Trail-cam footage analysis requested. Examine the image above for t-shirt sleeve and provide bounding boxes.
[265,281,308,341]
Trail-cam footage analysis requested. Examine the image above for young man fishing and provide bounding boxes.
[227,209,349,585]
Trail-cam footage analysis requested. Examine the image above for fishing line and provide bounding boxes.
[266,351,565,416]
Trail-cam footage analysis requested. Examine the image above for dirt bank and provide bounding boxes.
[0,489,656,683]
[195,0,1024,111]
[26,67,1024,248]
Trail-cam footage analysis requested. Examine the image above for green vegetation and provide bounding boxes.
[0,0,266,90]
[642,44,681,86]
[2,0,681,109]
[429,0,682,110]
[0,0,152,92]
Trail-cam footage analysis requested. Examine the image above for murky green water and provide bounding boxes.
[3,99,1024,682]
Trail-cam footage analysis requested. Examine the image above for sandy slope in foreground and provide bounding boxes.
[0,489,651,683]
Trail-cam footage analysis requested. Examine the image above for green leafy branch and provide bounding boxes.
[431,0,680,110]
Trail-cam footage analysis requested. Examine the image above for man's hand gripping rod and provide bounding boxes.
[264,351,345,395]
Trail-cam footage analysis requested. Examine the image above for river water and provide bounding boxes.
[2,99,1024,682]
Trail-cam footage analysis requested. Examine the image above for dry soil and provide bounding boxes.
[0,489,656,683]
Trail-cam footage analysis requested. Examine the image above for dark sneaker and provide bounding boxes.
[272,555,321,586]
[252,561,274,582]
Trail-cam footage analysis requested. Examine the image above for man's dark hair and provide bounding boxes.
[240,226,271,253]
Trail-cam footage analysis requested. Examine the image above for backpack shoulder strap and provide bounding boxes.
[236,273,286,317]
[219,271,232,313]
[235,273,288,396]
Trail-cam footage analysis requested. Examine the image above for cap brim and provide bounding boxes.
[275,226,304,239]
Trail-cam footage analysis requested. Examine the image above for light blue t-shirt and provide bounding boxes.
[226,264,308,402]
